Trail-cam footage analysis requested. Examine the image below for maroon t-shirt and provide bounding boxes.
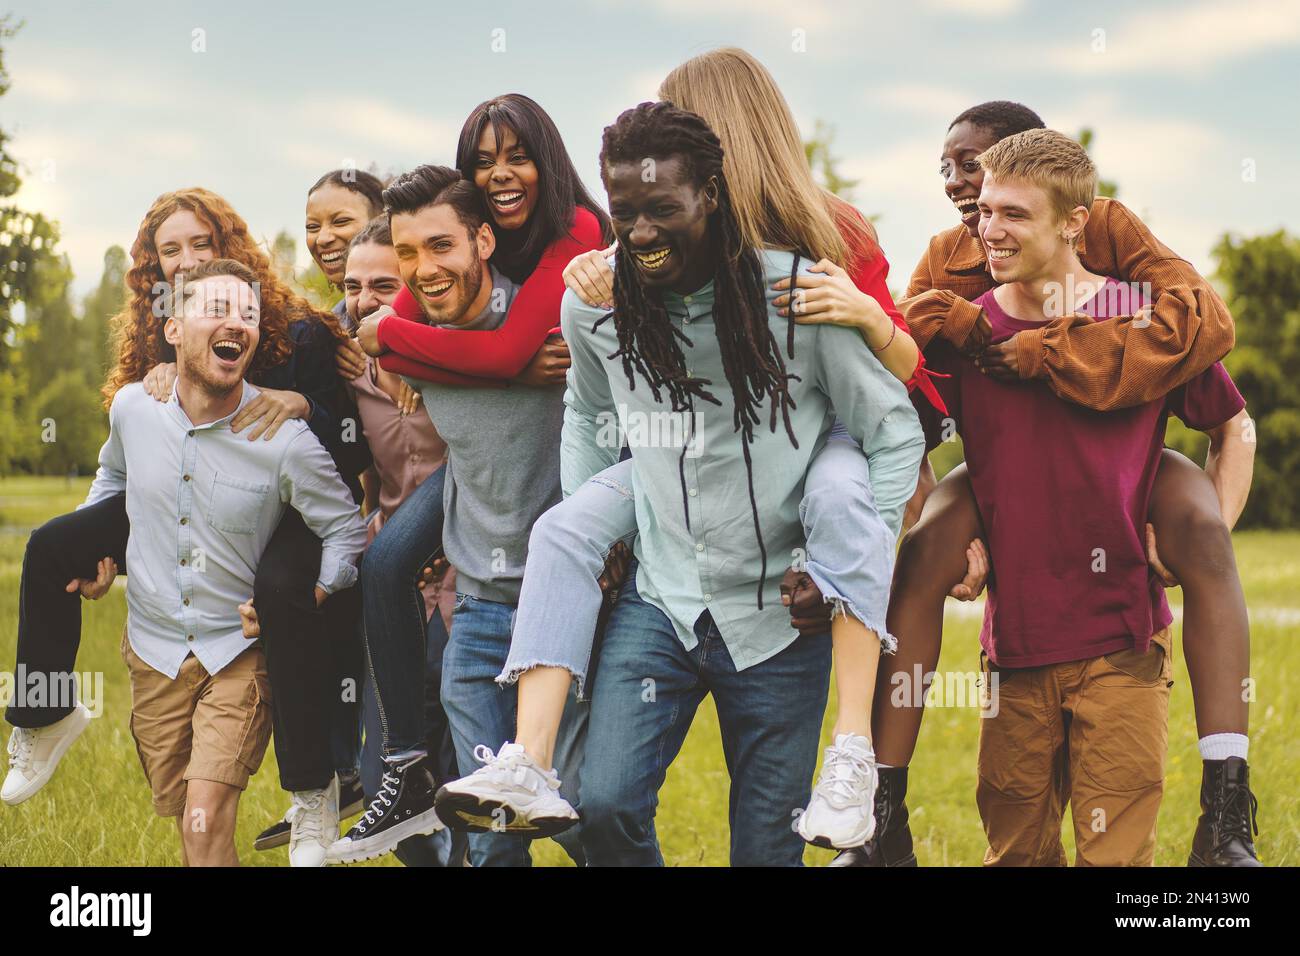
[916,278,1244,667]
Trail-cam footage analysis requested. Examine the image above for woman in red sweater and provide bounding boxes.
[369,94,610,387]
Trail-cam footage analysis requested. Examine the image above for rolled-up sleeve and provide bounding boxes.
[813,325,926,537]
[560,287,621,497]
[278,429,368,593]
[81,389,130,509]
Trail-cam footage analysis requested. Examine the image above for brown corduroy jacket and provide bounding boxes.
[900,197,1235,411]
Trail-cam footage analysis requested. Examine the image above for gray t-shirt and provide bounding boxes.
[404,266,564,605]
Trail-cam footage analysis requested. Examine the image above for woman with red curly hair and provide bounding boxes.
[4,188,369,867]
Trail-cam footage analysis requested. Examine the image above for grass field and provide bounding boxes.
[1,475,1296,866]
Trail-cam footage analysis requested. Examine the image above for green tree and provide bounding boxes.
[1176,229,1300,528]
[804,120,859,201]
[1077,128,1119,199]
[80,245,127,386]
[0,17,62,353]
[271,228,336,309]
[28,367,105,475]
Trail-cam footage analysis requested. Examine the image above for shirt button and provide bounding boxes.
[180,517,187,525]
[884,414,892,423]
[684,295,693,304]
[180,558,187,566]
[183,598,190,606]
[188,430,195,437]
[704,593,713,602]
[183,474,191,482]
[695,543,704,553]
[688,488,697,497]
[186,635,194,642]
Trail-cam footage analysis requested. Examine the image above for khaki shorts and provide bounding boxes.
[976,628,1173,867]
[121,629,273,817]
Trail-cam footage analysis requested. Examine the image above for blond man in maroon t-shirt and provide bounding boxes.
[916,130,1254,866]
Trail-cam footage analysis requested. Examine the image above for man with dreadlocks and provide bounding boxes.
[558,102,924,866]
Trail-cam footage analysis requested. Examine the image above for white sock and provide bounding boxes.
[1199,733,1249,762]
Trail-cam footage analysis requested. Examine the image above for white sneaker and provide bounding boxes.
[797,733,879,849]
[435,742,578,837]
[2,702,93,806]
[287,774,339,867]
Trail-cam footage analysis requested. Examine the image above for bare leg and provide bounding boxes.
[516,666,573,770]
[833,617,883,740]
[872,464,983,768]
[180,779,241,867]
[1148,448,1250,737]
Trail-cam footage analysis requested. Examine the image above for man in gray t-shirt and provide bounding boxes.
[346,165,584,868]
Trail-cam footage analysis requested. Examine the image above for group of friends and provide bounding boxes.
[2,47,1263,868]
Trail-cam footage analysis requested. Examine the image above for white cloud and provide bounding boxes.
[867,83,970,118]
[643,0,837,30]
[920,0,1025,16]
[1043,0,1300,75]
[293,96,458,155]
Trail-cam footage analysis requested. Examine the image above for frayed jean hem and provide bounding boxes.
[805,566,898,656]
[496,661,588,702]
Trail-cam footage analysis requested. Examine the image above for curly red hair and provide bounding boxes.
[102,187,345,408]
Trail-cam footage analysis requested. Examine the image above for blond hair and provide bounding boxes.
[658,47,877,270]
[977,128,1098,221]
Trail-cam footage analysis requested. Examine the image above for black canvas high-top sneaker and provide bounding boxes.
[327,753,442,864]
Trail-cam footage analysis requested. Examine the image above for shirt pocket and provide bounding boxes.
[209,472,272,535]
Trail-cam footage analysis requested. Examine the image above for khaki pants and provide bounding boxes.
[122,630,273,817]
[976,628,1172,867]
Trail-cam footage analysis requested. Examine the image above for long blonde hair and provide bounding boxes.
[658,47,878,272]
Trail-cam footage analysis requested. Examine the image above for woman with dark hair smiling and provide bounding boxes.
[306,169,386,290]
[371,93,612,383]
[326,95,610,864]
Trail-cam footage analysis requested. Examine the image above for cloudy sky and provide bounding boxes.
[4,0,1298,295]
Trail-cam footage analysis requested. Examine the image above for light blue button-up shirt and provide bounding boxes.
[561,249,925,671]
[83,380,368,679]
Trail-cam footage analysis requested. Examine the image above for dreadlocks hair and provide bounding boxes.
[599,100,802,608]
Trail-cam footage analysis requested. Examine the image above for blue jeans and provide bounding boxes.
[501,425,894,697]
[362,463,445,755]
[579,568,832,866]
[501,459,639,699]
[360,602,468,867]
[441,593,588,867]
[801,423,900,652]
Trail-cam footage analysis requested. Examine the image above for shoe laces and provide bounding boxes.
[471,744,559,792]
[6,729,34,773]
[355,768,401,830]
[1213,775,1260,849]
[287,789,327,842]
[814,743,876,808]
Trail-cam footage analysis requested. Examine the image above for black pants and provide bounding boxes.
[7,492,361,792]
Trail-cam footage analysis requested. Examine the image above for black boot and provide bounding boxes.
[827,766,917,867]
[1188,757,1261,867]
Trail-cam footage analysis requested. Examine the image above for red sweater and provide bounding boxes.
[833,203,943,413]
[377,206,605,385]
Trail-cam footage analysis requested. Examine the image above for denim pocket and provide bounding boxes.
[209,472,270,534]
[452,591,474,613]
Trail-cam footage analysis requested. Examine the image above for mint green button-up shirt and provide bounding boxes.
[560,249,925,671]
